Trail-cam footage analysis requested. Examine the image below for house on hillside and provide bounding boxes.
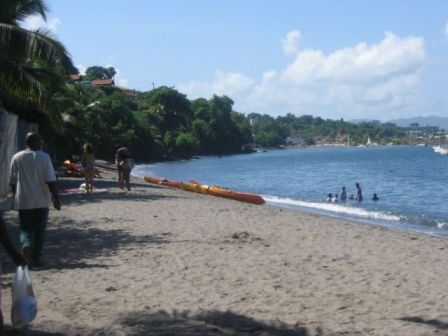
[91,79,114,86]
[69,74,82,81]
[285,136,306,146]
[69,75,115,88]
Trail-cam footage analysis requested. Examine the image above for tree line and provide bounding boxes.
[40,70,412,163]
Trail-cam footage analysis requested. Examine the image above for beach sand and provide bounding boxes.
[1,167,448,335]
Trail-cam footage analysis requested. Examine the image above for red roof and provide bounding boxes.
[91,79,114,86]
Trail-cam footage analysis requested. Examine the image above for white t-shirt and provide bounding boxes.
[9,149,57,210]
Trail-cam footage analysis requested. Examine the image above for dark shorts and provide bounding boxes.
[18,208,49,252]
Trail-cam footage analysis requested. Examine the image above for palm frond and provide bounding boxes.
[0,23,75,73]
[0,0,48,24]
[0,58,46,106]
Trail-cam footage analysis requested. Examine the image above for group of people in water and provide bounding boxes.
[326,182,379,202]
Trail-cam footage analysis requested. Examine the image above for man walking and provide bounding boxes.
[9,133,61,266]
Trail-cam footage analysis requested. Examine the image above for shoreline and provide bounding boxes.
[1,168,448,335]
[263,197,448,241]
[130,162,448,240]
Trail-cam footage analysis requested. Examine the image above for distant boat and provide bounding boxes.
[365,136,378,146]
[433,145,448,155]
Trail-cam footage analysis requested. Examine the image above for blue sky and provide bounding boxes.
[24,0,448,121]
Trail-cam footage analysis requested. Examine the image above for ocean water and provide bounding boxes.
[133,146,448,238]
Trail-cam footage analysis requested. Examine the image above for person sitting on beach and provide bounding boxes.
[355,182,363,201]
[326,193,333,202]
[81,143,95,193]
[340,186,347,202]
[372,193,379,201]
[0,213,27,335]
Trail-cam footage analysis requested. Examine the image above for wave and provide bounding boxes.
[263,195,402,222]
[263,195,448,238]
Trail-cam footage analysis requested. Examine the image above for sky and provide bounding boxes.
[23,0,448,121]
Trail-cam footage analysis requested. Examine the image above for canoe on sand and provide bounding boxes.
[183,181,265,205]
[144,176,180,188]
[207,185,265,205]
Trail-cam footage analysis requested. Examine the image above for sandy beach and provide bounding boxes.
[1,166,448,336]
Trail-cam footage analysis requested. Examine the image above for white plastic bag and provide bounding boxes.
[11,266,38,326]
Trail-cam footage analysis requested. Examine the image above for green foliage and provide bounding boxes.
[175,132,199,157]
[47,74,410,163]
[0,0,75,112]
[84,66,116,81]
[249,113,288,147]
[141,86,192,134]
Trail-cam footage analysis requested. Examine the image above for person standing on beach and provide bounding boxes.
[81,143,95,193]
[9,133,61,266]
[0,213,27,336]
[355,182,363,201]
[115,146,133,190]
[115,146,129,189]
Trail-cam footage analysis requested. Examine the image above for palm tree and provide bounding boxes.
[0,0,76,111]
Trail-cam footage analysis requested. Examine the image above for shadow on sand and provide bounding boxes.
[399,316,448,331]
[1,218,171,273]
[58,177,180,207]
[13,309,318,336]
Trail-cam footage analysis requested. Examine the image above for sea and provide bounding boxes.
[133,146,448,239]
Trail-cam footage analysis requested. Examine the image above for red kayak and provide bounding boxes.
[144,176,180,188]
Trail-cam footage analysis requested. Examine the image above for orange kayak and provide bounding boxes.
[144,176,180,188]
[187,180,264,205]
[207,186,265,205]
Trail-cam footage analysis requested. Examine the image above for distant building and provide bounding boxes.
[285,136,306,146]
[91,79,114,86]
[69,74,82,81]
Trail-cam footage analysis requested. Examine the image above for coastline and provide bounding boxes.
[1,167,448,335]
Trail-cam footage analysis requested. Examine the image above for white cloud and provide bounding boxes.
[108,66,130,88]
[282,30,301,55]
[178,69,254,99]
[21,14,61,34]
[117,78,129,88]
[77,64,87,76]
[179,32,427,120]
[282,32,424,85]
